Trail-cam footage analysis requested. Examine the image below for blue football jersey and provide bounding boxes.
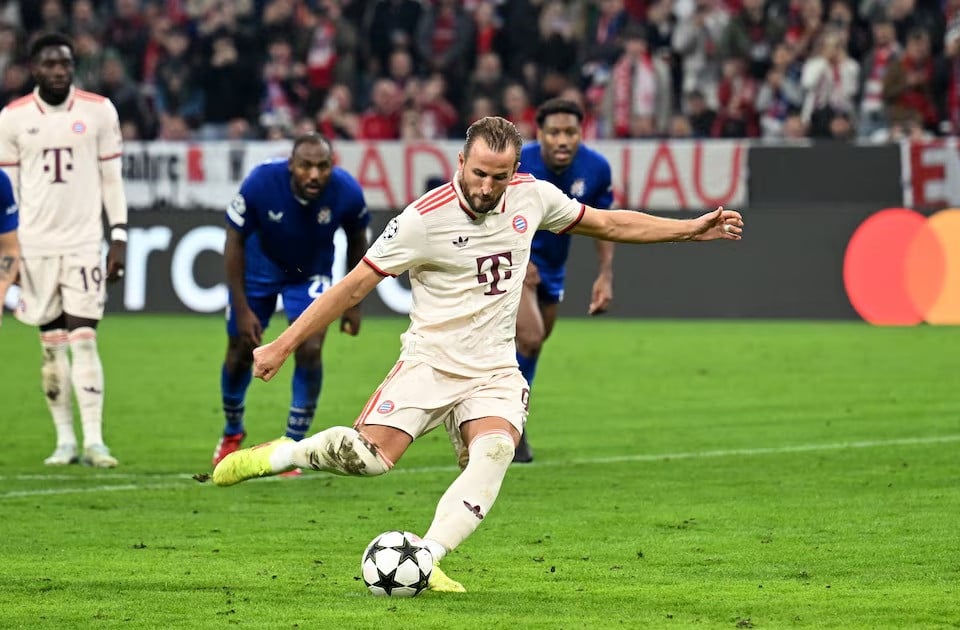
[225,160,369,283]
[520,143,613,271]
[0,169,17,234]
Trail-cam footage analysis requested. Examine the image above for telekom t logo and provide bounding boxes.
[42,147,73,183]
[475,252,512,295]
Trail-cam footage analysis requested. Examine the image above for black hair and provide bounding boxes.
[29,32,74,60]
[292,132,333,155]
[535,98,584,128]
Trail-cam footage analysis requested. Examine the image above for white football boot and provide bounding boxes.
[82,444,119,468]
[44,444,79,466]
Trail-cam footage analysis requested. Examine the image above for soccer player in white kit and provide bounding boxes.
[0,33,128,467]
[212,116,744,592]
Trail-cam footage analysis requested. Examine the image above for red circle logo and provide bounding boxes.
[844,207,960,325]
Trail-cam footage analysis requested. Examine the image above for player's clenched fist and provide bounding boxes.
[252,341,290,382]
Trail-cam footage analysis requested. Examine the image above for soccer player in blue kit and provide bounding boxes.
[513,98,614,462]
[0,169,18,327]
[212,133,370,466]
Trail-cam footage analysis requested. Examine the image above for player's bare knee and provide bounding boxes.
[293,342,323,366]
[224,353,253,374]
[515,326,544,358]
[524,262,541,286]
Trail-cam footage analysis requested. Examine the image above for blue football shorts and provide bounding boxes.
[226,274,330,336]
[533,263,565,305]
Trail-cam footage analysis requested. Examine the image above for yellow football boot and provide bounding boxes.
[212,437,294,487]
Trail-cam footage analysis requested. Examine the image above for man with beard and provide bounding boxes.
[212,133,370,468]
[208,116,744,593]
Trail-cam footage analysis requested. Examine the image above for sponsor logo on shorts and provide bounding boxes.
[512,215,528,233]
[377,400,395,414]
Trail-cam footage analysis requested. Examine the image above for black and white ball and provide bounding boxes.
[360,531,433,597]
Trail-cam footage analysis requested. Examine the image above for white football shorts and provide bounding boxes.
[15,249,106,325]
[353,360,529,443]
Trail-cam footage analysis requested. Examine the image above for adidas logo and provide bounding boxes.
[452,236,469,248]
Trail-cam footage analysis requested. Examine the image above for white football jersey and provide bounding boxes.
[0,87,123,255]
[364,172,584,377]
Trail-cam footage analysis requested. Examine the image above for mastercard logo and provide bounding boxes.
[844,207,960,325]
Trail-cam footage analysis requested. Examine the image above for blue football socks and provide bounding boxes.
[221,364,252,436]
[286,365,323,441]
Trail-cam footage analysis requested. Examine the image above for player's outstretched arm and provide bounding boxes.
[571,206,743,244]
[253,263,383,381]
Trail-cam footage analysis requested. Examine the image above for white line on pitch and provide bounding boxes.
[1,433,958,499]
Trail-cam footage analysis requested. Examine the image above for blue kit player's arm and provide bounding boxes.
[0,169,19,326]
[589,156,615,315]
[337,175,371,336]
[225,178,263,346]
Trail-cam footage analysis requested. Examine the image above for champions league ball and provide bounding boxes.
[360,531,433,597]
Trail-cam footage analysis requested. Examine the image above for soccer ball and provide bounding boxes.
[360,530,433,597]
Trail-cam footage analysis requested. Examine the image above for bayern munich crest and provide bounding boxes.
[72,120,87,134]
[377,400,395,414]
[512,215,528,233]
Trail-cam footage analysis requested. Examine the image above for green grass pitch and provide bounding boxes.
[0,315,958,629]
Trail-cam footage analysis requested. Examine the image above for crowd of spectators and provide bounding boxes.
[0,0,957,143]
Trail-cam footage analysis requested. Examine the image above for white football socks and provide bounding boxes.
[69,327,105,448]
[423,430,515,562]
[40,330,75,447]
[269,426,392,476]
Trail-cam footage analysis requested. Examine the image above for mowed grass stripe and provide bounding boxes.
[4,432,957,498]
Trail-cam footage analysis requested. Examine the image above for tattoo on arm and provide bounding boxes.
[0,255,14,276]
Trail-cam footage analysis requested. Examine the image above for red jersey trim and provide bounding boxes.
[354,360,405,428]
[458,197,477,219]
[557,204,586,235]
[414,183,453,210]
[508,173,536,185]
[0,161,19,167]
[362,256,395,278]
[99,152,122,161]
[417,190,455,215]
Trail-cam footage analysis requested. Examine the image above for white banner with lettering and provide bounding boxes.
[900,138,960,209]
[123,140,748,211]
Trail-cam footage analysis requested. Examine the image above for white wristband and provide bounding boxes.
[110,226,128,242]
